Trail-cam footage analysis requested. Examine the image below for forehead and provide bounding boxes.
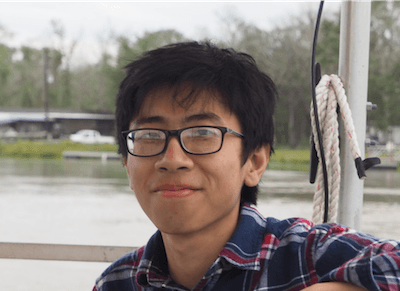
[135,84,232,120]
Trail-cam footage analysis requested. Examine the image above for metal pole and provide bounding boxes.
[337,1,371,230]
[43,47,50,138]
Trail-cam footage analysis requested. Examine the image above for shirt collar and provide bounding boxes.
[135,231,171,288]
[135,204,268,287]
[219,204,267,271]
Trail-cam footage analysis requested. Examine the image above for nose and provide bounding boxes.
[154,136,194,172]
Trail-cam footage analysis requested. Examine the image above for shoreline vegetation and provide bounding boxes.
[0,140,310,171]
[0,140,117,159]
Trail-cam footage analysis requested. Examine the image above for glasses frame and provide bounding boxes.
[122,126,244,157]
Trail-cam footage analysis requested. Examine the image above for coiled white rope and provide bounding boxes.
[310,74,364,223]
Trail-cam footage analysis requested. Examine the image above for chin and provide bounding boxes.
[155,219,205,236]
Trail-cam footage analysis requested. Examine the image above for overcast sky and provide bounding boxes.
[0,1,341,66]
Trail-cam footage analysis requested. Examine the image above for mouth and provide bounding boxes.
[160,189,197,198]
[154,184,200,199]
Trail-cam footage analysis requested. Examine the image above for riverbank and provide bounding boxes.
[0,139,117,159]
[269,148,310,171]
[0,140,310,170]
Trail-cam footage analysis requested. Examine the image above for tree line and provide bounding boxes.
[0,2,399,148]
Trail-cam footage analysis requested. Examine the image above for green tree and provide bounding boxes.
[216,9,343,149]
[100,29,189,112]
[13,46,43,108]
[216,13,273,71]
[368,1,400,130]
[0,44,13,105]
[50,19,78,108]
[316,15,340,76]
[0,45,63,109]
[264,12,316,148]
[0,23,14,106]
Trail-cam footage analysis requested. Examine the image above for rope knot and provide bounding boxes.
[310,74,380,224]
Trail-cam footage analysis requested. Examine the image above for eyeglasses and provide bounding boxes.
[122,126,244,157]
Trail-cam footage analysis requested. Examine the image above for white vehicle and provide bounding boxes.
[0,126,18,140]
[69,130,115,144]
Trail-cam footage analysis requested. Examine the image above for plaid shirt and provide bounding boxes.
[94,204,400,291]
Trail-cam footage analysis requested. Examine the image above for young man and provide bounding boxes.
[94,41,400,291]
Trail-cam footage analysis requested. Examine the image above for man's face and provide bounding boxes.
[124,86,255,235]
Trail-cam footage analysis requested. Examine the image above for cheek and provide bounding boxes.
[125,157,149,191]
[208,155,245,197]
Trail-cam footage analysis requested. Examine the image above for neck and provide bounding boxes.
[161,204,240,290]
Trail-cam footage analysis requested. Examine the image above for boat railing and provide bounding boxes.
[0,242,136,262]
[367,144,400,161]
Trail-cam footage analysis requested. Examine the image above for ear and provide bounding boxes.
[123,156,131,177]
[243,144,270,187]
[123,156,128,167]
[123,156,134,189]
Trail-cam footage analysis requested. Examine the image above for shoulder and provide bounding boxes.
[264,216,314,238]
[265,215,364,240]
[240,205,316,243]
[264,216,393,266]
[94,246,145,291]
[261,216,368,255]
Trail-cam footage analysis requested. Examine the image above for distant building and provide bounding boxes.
[388,126,400,145]
[0,108,115,139]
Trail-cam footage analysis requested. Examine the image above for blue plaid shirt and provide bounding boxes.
[94,204,400,290]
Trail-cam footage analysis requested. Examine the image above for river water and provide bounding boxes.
[1,158,400,291]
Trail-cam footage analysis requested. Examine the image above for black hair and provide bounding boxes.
[115,41,277,205]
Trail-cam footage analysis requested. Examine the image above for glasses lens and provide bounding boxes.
[182,127,222,154]
[127,129,166,156]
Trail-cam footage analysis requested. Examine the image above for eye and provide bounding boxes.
[186,127,220,138]
[134,130,164,140]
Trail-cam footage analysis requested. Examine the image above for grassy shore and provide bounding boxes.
[0,139,118,160]
[269,148,310,171]
[0,140,310,171]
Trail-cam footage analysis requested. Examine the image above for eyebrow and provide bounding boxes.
[134,116,166,127]
[133,111,223,127]
[183,112,222,124]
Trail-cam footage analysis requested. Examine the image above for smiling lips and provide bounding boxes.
[155,184,199,198]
